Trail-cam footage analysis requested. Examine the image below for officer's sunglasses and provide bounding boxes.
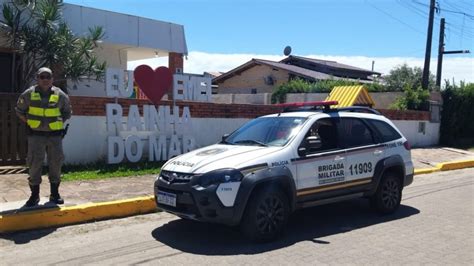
[39,75,52,80]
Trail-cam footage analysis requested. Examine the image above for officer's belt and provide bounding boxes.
[28,129,63,137]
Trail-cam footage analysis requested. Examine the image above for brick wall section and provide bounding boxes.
[70,96,280,119]
[168,52,183,74]
[379,109,430,120]
[69,96,430,120]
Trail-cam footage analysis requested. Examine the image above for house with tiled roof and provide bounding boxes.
[213,55,381,94]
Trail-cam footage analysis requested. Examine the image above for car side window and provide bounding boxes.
[338,118,375,148]
[366,119,402,142]
[302,118,339,154]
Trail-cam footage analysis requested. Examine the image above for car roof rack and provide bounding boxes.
[335,106,381,115]
[275,101,338,113]
[274,101,381,115]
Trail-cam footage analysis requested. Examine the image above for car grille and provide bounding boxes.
[160,170,194,183]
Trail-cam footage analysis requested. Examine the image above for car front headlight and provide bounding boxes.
[155,170,162,182]
[197,168,244,187]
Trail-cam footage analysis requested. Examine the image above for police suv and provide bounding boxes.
[155,101,414,242]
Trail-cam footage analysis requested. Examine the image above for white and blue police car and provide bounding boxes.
[155,101,414,242]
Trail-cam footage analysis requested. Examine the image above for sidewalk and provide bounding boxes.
[1,147,473,233]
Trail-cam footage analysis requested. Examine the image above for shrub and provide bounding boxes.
[271,78,311,103]
[440,81,474,147]
[271,78,383,104]
[391,85,430,111]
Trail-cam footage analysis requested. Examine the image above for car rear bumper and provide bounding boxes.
[404,173,414,187]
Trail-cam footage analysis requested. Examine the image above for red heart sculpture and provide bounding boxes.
[134,65,173,104]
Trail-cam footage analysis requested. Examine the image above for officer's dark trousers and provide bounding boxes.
[27,135,64,186]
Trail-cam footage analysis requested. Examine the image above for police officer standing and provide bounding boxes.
[16,67,72,207]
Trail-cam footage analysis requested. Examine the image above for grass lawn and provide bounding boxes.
[59,161,164,182]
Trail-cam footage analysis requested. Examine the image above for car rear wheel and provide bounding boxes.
[371,173,402,214]
[241,187,289,242]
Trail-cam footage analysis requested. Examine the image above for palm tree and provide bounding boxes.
[0,0,106,92]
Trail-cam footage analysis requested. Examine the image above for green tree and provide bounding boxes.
[387,64,434,111]
[384,64,435,91]
[390,85,430,111]
[0,0,106,92]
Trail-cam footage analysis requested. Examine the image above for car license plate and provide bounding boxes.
[157,191,177,207]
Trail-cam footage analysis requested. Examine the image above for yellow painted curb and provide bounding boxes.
[436,160,474,171]
[0,195,156,233]
[414,167,440,175]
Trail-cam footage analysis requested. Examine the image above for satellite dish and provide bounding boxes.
[283,46,292,56]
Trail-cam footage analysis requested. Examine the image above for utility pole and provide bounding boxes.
[436,18,445,87]
[436,18,470,87]
[422,0,436,90]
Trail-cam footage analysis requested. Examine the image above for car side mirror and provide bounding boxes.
[298,147,307,157]
[299,136,322,157]
[221,133,230,143]
[307,136,322,147]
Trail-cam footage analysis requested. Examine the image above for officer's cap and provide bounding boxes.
[37,67,53,75]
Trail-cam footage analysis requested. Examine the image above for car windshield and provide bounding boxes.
[224,117,307,147]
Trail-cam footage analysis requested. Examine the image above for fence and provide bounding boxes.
[0,93,27,166]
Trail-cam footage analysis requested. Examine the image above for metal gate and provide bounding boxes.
[0,93,27,166]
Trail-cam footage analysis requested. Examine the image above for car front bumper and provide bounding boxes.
[154,178,242,225]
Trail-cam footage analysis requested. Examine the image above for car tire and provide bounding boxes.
[241,186,289,242]
[371,173,402,214]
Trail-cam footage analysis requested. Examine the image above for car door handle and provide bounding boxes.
[335,155,345,161]
[373,150,383,156]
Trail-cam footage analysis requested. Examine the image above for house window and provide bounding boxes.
[0,52,13,93]
[418,122,426,134]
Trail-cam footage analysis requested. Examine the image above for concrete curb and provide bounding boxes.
[1,159,473,234]
[414,159,474,175]
[414,167,440,175]
[0,196,156,233]
[436,159,474,171]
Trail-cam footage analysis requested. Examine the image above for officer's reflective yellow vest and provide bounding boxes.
[27,91,63,130]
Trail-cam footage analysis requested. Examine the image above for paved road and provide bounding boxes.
[1,169,473,265]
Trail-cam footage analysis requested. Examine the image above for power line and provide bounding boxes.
[366,0,426,35]
[443,0,473,13]
[443,0,465,14]
[397,0,429,19]
[413,0,474,19]
[397,0,428,19]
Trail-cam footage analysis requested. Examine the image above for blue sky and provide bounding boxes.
[64,0,473,82]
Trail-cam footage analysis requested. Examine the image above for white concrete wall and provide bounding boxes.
[62,4,187,54]
[63,116,439,164]
[395,121,440,148]
[63,116,248,164]
[212,93,272,105]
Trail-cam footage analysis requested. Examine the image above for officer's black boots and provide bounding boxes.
[50,182,64,204]
[25,185,40,207]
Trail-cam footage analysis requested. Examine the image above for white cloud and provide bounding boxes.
[129,51,474,83]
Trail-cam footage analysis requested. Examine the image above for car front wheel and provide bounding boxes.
[241,187,289,242]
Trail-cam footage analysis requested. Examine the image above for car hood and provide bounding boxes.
[162,144,281,174]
